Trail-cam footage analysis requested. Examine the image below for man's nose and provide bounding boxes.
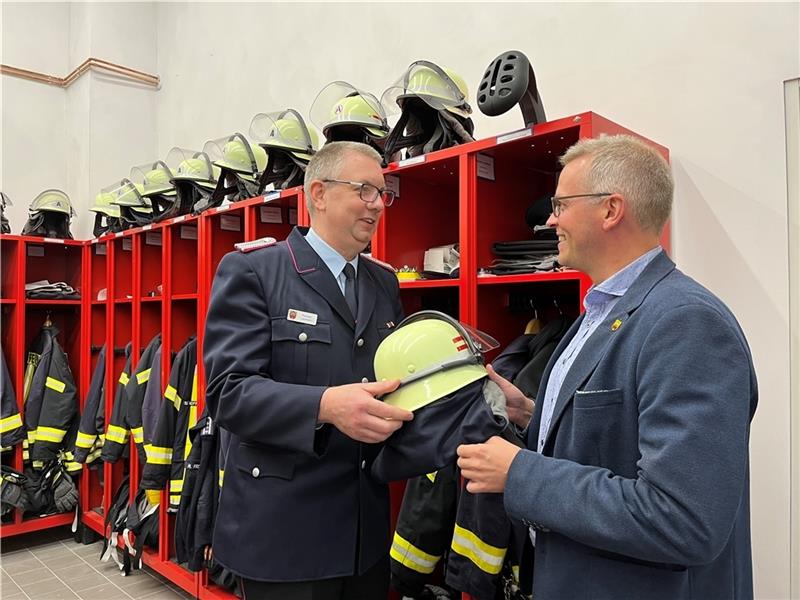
[546,212,557,227]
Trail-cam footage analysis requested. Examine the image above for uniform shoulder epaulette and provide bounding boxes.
[235,237,277,253]
[360,253,396,273]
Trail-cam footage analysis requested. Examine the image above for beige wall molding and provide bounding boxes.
[1,57,159,88]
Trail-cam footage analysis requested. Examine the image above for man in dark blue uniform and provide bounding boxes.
[204,141,414,599]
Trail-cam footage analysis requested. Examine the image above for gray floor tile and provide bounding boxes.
[139,587,189,600]
[75,581,132,600]
[20,575,74,597]
[51,563,103,584]
[1,593,28,600]
[1,575,22,596]
[7,566,53,585]
[1,550,37,566]
[115,572,170,596]
[56,570,108,591]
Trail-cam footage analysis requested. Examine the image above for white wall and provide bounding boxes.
[2,2,798,597]
[1,2,157,239]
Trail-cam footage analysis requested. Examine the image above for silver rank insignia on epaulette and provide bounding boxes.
[235,237,277,253]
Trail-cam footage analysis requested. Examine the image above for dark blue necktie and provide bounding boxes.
[343,263,357,318]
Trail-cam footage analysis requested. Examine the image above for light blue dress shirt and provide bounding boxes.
[536,246,662,452]
[305,227,359,295]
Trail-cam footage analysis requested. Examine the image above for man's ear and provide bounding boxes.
[308,180,327,213]
[601,193,625,231]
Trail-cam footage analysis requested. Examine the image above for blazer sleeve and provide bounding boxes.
[203,250,326,456]
[504,303,755,566]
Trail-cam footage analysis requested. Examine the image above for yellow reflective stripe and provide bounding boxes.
[146,445,172,465]
[36,426,66,443]
[450,524,506,575]
[389,532,440,574]
[184,369,198,461]
[131,427,144,444]
[136,368,151,385]
[45,377,66,393]
[512,564,520,583]
[26,430,37,444]
[0,413,23,433]
[169,494,181,505]
[106,424,129,444]
[75,431,96,448]
[119,372,130,386]
[426,471,437,483]
[218,469,225,488]
[169,479,183,493]
[164,385,181,410]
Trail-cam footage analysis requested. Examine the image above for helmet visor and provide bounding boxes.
[130,160,175,196]
[249,109,316,159]
[105,179,148,208]
[380,60,470,117]
[310,81,389,139]
[204,132,261,177]
[166,147,219,188]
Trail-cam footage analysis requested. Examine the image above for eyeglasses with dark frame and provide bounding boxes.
[322,179,396,207]
[549,193,612,217]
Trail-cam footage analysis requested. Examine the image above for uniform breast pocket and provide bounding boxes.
[574,388,624,409]
[236,442,296,481]
[270,318,332,385]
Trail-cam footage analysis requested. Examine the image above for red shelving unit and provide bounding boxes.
[2,112,668,598]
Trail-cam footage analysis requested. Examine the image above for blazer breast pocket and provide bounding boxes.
[574,388,624,409]
[270,317,332,385]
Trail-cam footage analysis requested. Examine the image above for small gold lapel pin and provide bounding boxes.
[611,319,622,331]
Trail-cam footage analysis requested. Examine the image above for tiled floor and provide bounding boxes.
[0,526,193,600]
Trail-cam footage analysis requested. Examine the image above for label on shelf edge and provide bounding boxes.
[122,238,133,251]
[496,127,533,145]
[27,245,45,257]
[95,244,107,255]
[398,155,426,167]
[43,237,65,244]
[263,191,281,202]
[288,208,298,225]
[145,231,162,246]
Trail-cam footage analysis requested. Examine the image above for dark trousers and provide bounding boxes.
[239,556,389,600]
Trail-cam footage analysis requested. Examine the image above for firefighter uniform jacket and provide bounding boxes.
[24,325,78,465]
[74,345,106,464]
[175,407,218,571]
[1,348,24,448]
[141,337,198,510]
[203,227,404,582]
[101,343,133,463]
[127,334,161,463]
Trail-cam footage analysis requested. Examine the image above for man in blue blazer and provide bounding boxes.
[204,142,413,599]
[458,135,757,599]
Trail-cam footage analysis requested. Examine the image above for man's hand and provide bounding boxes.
[319,379,413,443]
[457,436,522,493]
[486,364,534,428]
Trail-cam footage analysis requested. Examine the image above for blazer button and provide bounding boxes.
[356,338,364,347]
[251,467,260,478]
[361,377,369,384]
[298,332,308,342]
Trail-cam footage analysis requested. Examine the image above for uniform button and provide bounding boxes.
[298,332,308,342]
[356,338,364,347]
[361,377,369,384]
[251,467,260,478]
[361,460,366,469]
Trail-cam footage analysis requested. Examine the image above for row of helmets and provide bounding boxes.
[89,60,474,237]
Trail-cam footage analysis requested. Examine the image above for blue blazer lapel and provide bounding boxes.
[540,251,676,451]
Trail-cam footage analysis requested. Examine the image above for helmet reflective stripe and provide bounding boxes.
[29,189,73,215]
[374,310,496,412]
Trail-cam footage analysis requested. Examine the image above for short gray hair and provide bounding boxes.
[560,134,673,233]
[303,142,383,213]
